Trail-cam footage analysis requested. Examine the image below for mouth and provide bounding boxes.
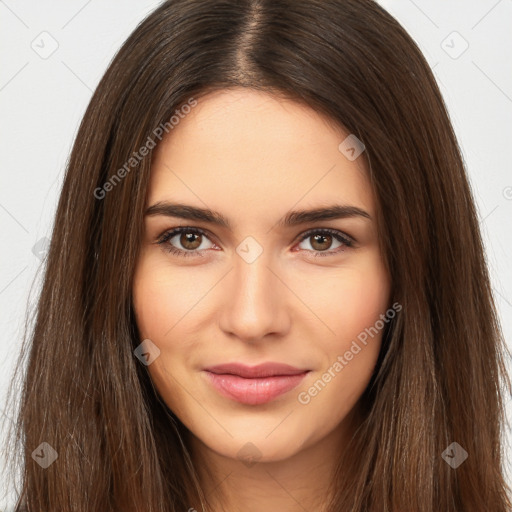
[202,362,311,405]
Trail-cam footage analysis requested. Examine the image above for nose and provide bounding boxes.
[218,249,291,343]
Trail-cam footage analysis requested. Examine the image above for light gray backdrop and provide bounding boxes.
[1,0,511,508]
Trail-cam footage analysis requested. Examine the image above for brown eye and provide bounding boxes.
[157,227,353,259]
[180,232,202,250]
[310,233,333,251]
[157,227,215,257]
[296,229,353,257]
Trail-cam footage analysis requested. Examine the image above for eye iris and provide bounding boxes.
[181,232,201,250]
[311,234,332,251]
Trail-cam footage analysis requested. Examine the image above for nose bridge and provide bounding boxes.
[219,245,288,341]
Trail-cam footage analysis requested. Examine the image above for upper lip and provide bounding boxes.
[204,362,310,378]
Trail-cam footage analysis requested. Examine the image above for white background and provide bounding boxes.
[1,0,511,508]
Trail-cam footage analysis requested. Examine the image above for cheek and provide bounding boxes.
[293,256,390,403]
[335,269,389,342]
[132,254,200,340]
[293,255,390,345]
[132,255,207,415]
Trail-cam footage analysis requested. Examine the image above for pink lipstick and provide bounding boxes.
[202,362,310,405]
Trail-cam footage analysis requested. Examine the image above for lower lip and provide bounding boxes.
[203,371,310,405]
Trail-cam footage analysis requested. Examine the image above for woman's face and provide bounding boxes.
[132,88,391,463]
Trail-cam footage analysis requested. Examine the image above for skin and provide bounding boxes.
[132,87,391,512]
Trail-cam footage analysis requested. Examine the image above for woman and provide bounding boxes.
[4,0,511,510]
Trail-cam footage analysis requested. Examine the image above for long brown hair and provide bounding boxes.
[3,0,511,510]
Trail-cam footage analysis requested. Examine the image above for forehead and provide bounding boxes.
[147,88,374,230]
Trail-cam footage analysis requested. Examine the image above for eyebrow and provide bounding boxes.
[144,201,371,229]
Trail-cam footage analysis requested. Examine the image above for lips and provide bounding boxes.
[204,362,309,378]
[202,362,310,405]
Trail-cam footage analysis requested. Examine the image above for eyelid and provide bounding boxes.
[155,225,355,257]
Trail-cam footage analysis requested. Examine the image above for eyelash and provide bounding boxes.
[156,227,354,259]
